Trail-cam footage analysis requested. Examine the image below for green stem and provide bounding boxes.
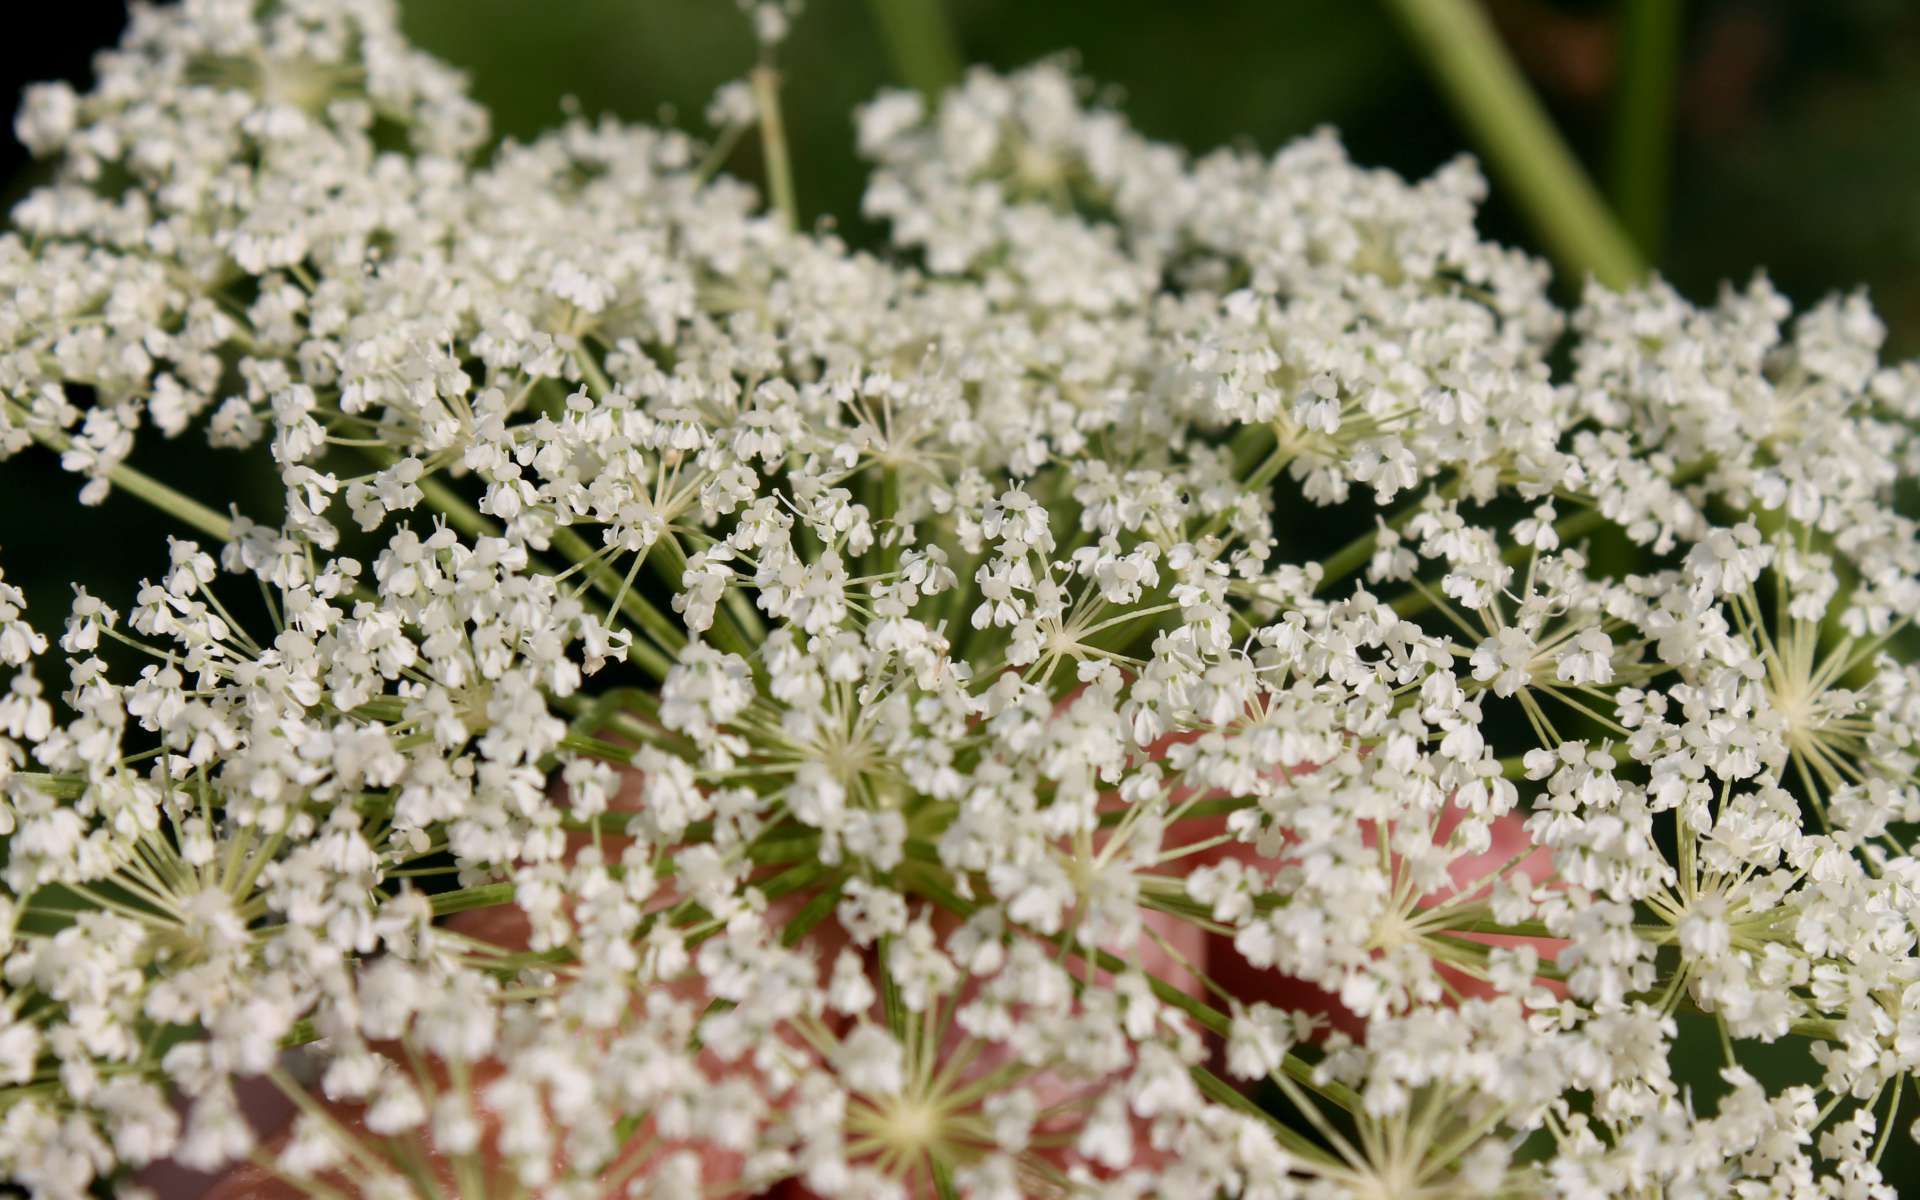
[548,526,683,678]
[355,451,676,680]
[414,471,499,543]
[8,772,88,799]
[902,860,1366,1126]
[751,65,799,229]
[1384,0,1645,290]
[1608,0,1683,258]
[1192,1065,1346,1166]
[429,881,516,917]
[864,0,963,97]
[1316,476,1460,592]
[95,461,234,542]
[1391,497,1610,619]
[14,410,233,543]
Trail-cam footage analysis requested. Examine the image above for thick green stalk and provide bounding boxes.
[413,471,499,543]
[15,411,233,543]
[1384,0,1645,290]
[864,0,963,97]
[430,881,516,916]
[751,65,799,229]
[357,449,677,679]
[1391,503,1606,619]
[1608,0,1683,258]
[92,460,234,543]
[548,526,683,679]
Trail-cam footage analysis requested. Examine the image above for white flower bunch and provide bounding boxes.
[4,1,1920,1197]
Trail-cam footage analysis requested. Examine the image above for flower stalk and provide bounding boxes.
[1385,0,1646,289]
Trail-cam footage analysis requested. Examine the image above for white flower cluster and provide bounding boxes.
[4,2,1920,1197]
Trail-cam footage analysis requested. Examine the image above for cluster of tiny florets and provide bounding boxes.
[4,2,1920,1197]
